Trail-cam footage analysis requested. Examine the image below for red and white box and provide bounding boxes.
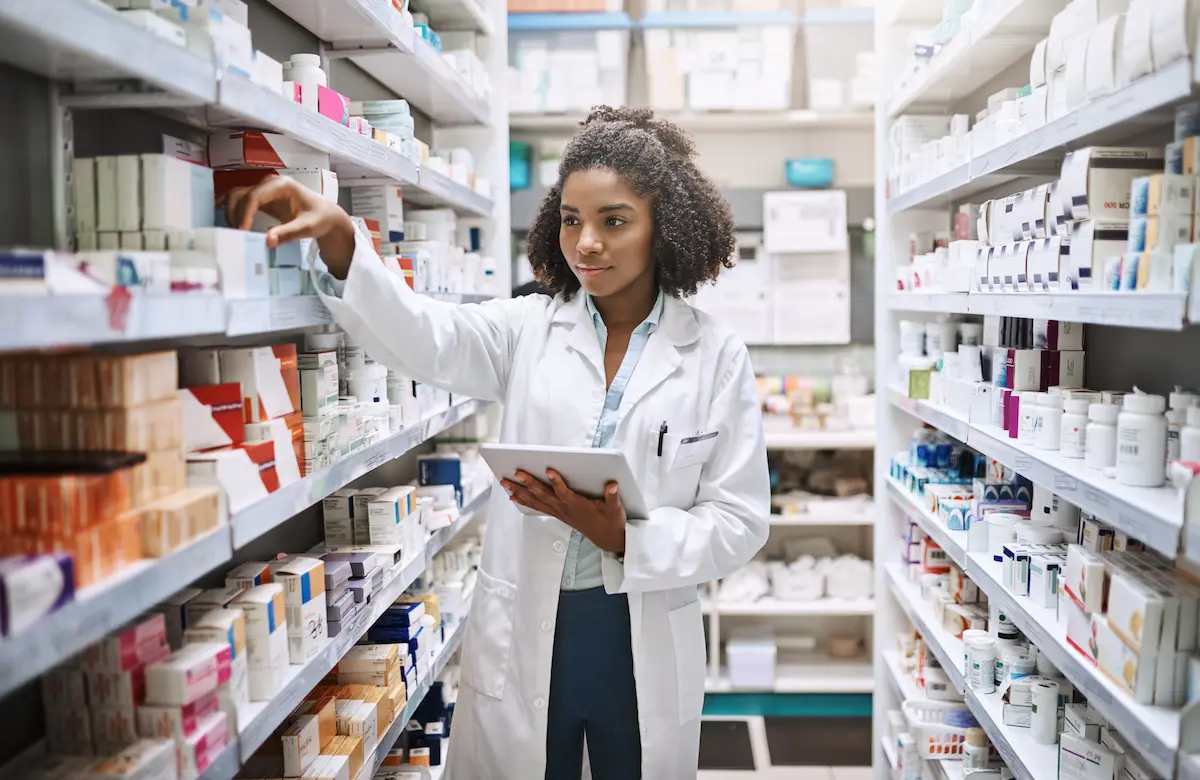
[86,640,170,708]
[187,441,279,517]
[177,710,229,780]
[145,643,232,707]
[208,131,331,170]
[136,690,221,741]
[244,417,302,488]
[81,614,168,673]
[180,383,245,453]
[219,345,299,423]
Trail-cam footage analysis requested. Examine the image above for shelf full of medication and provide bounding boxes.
[888,430,1187,777]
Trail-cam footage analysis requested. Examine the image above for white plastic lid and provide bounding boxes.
[1089,403,1119,424]
[1170,388,1200,409]
[1123,392,1167,415]
[1188,406,1200,427]
[289,53,322,67]
[1063,398,1090,414]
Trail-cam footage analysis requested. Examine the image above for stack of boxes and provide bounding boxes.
[180,344,302,513]
[179,606,250,743]
[42,615,171,757]
[232,584,290,702]
[368,601,430,693]
[348,100,421,166]
[141,641,233,778]
[298,348,340,475]
[0,351,225,622]
[323,488,426,566]
[275,556,328,665]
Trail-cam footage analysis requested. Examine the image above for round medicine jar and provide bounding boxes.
[1016,391,1038,445]
[1084,403,1119,471]
[1116,392,1167,487]
[964,729,989,769]
[1166,388,1200,461]
[1060,398,1090,458]
[1035,392,1062,451]
[285,53,328,87]
[1182,406,1200,463]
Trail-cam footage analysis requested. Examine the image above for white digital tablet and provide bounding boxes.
[480,443,651,519]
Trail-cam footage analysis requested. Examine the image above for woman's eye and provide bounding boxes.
[561,216,580,226]
[605,217,626,227]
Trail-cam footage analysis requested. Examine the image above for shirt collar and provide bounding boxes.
[585,289,665,333]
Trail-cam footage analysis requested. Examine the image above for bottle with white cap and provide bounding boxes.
[1060,397,1090,458]
[1116,391,1168,487]
[1183,406,1200,463]
[1035,392,1062,450]
[1085,403,1119,472]
[1166,388,1199,461]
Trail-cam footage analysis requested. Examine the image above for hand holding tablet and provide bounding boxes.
[480,443,651,519]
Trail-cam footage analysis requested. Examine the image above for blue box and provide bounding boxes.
[785,157,835,189]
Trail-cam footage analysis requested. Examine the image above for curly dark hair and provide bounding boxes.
[527,106,736,300]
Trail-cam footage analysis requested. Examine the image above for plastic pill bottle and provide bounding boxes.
[1084,403,1119,471]
[1182,406,1200,463]
[1166,388,1199,461]
[1035,392,1062,450]
[960,321,983,347]
[1060,398,1090,458]
[1017,392,1038,445]
[964,729,989,769]
[1116,392,1167,487]
[966,636,996,694]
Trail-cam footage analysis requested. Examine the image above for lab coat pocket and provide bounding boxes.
[668,599,706,722]
[461,569,517,699]
[648,429,705,510]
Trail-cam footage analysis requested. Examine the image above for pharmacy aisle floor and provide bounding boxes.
[698,716,872,775]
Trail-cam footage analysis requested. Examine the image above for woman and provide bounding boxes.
[225,106,770,780]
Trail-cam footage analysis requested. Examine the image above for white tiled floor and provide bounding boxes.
[700,767,873,780]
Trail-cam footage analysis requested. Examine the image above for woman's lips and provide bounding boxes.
[576,266,609,279]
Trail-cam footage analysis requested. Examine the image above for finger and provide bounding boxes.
[506,484,555,515]
[266,211,321,248]
[222,186,252,229]
[234,175,294,230]
[603,482,624,517]
[545,469,575,501]
[514,470,553,499]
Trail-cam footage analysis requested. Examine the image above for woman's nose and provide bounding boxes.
[577,229,602,254]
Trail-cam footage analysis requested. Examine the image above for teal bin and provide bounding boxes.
[510,141,533,190]
[785,157,835,188]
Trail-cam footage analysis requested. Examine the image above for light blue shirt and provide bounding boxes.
[560,289,665,591]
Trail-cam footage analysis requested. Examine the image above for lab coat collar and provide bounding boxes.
[550,291,700,347]
[549,292,699,420]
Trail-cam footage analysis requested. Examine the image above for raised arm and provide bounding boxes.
[223,176,534,401]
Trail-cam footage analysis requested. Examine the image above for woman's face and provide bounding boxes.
[559,167,655,300]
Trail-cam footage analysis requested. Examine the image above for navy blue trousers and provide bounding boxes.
[545,587,642,780]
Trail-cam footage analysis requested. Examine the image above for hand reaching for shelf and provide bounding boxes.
[220,175,357,279]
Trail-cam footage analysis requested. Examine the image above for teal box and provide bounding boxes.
[785,158,835,188]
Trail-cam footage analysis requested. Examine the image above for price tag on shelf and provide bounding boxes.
[1054,475,1078,491]
[1014,456,1032,471]
[364,451,386,472]
[1083,487,1111,508]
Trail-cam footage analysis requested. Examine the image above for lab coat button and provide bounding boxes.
[541,620,552,633]
[552,540,566,553]
[535,697,547,710]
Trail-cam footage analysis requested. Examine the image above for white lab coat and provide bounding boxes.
[315,232,770,780]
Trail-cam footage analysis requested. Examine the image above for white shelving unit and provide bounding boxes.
[875,6,1200,779]
[0,0,509,773]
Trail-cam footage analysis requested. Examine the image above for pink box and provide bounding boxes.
[283,80,304,105]
[179,711,229,778]
[317,85,350,127]
[144,643,232,706]
[81,614,168,673]
[136,690,221,741]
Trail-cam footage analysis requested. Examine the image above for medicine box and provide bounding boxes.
[184,586,245,627]
[135,689,220,741]
[179,383,244,453]
[283,713,321,777]
[184,606,247,664]
[144,642,231,706]
[219,344,300,422]
[1060,147,1164,221]
[368,486,416,546]
[141,153,215,232]
[231,584,289,701]
[177,710,228,779]
[172,227,269,300]
[274,556,327,664]
[351,187,405,243]
[1059,732,1124,780]
[208,131,331,170]
[1065,545,1107,613]
[351,487,387,544]
[1106,570,1167,654]
[225,561,271,590]
[323,488,358,546]
[1095,617,1157,704]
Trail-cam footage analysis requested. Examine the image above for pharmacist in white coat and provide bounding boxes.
[224,106,770,780]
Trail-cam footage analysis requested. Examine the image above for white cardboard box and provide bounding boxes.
[274,556,328,665]
[1061,147,1165,221]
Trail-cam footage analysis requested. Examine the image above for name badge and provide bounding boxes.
[671,431,718,471]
